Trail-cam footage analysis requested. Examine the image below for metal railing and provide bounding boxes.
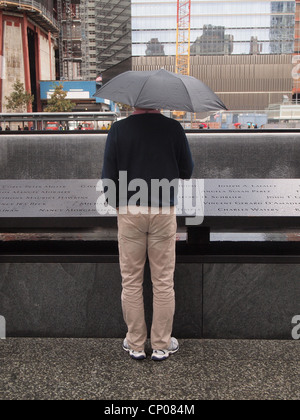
[0,1,58,28]
[0,111,118,131]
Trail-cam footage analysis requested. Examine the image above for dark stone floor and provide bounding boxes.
[1,338,299,400]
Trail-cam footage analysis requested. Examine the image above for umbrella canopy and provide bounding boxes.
[94,69,227,113]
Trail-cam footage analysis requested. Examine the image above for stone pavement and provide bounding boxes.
[0,338,299,400]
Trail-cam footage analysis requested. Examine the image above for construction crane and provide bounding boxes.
[174,0,191,118]
[176,0,192,76]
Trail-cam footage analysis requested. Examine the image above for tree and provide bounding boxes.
[45,83,73,112]
[5,80,34,112]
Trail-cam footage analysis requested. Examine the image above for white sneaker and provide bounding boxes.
[122,339,147,361]
[151,338,179,361]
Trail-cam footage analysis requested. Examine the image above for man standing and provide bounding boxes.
[102,109,194,361]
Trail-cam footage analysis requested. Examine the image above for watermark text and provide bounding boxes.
[292,315,300,340]
[96,174,204,225]
[0,316,6,340]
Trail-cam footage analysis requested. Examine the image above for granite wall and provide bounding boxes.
[1,262,299,339]
[0,263,203,339]
[1,131,300,179]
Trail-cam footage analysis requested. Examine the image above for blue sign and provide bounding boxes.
[40,81,114,109]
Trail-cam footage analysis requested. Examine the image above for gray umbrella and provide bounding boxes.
[94,69,227,112]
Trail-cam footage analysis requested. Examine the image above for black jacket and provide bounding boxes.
[102,113,194,207]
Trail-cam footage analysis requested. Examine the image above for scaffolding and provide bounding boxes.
[57,0,85,80]
[57,0,64,79]
[176,0,191,76]
[80,0,89,81]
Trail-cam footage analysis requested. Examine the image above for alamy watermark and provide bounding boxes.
[96,174,204,225]
[292,315,300,340]
[0,315,6,340]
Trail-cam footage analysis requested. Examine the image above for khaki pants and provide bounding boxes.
[118,207,177,351]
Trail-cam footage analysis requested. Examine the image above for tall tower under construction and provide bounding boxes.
[57,0,83,80]
[57,0,97,81]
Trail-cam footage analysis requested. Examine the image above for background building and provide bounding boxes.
[95,0,132,83]
[57,0,83,81]
[131,0,297,110]
[132,0,296,57]
[57,0,132,83]
[191,25,234,56]
[0,0,58,112]
[57,0,99,81]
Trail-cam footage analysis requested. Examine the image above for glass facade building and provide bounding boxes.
[131,0,298,110]
[96,0,132,81]
[132,0,296,57]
